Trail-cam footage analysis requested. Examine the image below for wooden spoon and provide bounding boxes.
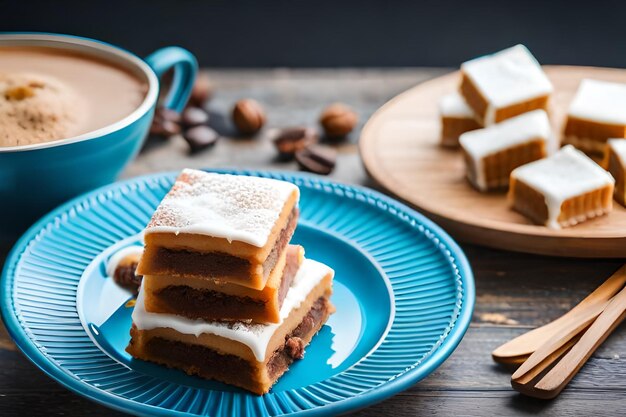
[493,265,626,363]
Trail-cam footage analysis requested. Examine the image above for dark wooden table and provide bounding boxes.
[1,69,625,416]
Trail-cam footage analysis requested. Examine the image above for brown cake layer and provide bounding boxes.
[147,245,303,323]
[139,208,298,289]
[460,73,550,124]
[129,297,333,395]
[463,139,547,191]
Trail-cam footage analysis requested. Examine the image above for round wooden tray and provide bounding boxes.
[360,66,626,258]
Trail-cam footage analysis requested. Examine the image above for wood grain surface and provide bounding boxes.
[1,69,624,417]
[360,66,626,258]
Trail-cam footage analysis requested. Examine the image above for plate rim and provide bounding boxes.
[359,65,626,258]
[1,169,475,417]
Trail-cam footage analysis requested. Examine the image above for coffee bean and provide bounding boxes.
[295,145,337,175]
[183,125,219,152]
[150,107,183,137]
[150,118,181,137]
[274,127,318,158]
[155,107,182,124]
[319,102,358,139]
[181,107,210,127]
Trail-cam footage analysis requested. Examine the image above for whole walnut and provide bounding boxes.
[319,103,358,139]
[232,99,266,135]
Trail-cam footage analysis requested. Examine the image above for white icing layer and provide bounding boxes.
[568,79,626,126]
[461,44,553,125]
[511,145,615,229]
[439,92,475,119]
[459,110,552,191]
[105,245,144,278]
[145,170,299,247]
[131,258,333,362]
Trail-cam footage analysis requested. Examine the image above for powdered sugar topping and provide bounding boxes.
[145,170,299,247]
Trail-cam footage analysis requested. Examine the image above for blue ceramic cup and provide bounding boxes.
[0,33,197,242]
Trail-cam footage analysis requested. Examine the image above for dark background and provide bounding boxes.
[1,0,625,68]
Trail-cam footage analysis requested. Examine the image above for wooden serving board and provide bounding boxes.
[360,66,626,258]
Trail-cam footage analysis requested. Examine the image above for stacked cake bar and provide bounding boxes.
[127,169,335,394]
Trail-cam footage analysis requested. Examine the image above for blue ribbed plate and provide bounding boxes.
[1,170,474,417]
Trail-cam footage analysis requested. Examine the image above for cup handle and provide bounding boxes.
[145,46,198,113]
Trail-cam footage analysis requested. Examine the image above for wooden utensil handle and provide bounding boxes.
[511,301,608,382]
[533,286,626,399]
[493,265,626,361]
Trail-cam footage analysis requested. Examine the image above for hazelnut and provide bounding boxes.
[319,103,358,139]
[189,73,213,107]
[232,99,266,135]
[113,253,143,295]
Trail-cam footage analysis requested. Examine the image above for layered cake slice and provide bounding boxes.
[439,92,481,147]
[127,258,335,395]
[603,139,626,206]
[142,245,304,323]
[563,79,626,155]
[136,170,299,290]
[460,44,553,125]
[459,110,552,192]
[509,145,614,228]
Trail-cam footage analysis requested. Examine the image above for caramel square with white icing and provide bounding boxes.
[563,79,626,155]
[509,145,614,228]
[439,92,481,147]
[460,44,553,126]
[460,110,552,192]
